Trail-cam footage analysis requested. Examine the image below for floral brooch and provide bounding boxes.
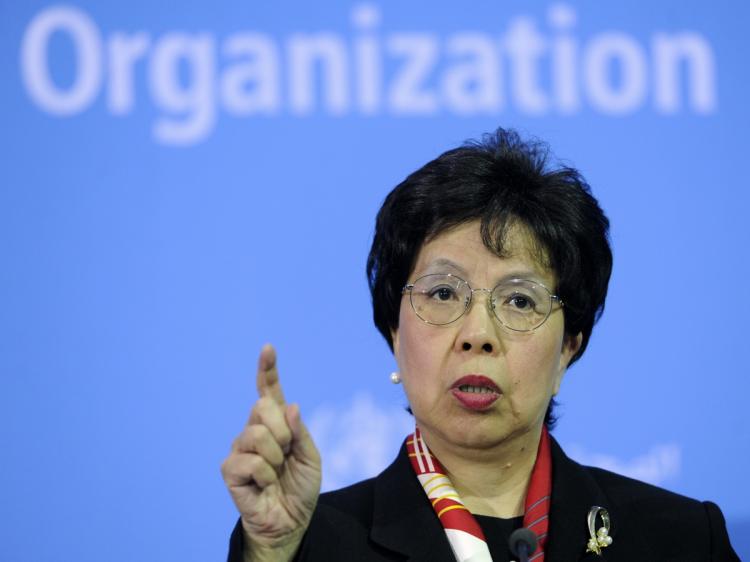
[586,506,613,555]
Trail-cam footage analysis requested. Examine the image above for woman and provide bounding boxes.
[221,129,738,561]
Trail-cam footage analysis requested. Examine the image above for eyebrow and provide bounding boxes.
[420,259,550,286]
[497,270,547,283]
[422,258,468,275]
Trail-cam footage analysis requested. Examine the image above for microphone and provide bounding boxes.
[508,527,538,562]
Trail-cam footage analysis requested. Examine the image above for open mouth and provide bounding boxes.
[457,384,497,394]
[451,375,501,410]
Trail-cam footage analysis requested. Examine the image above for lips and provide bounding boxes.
[450,375,501,410]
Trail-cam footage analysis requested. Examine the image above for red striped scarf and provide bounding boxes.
[407,427,552,561]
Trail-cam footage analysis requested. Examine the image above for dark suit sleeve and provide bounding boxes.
[227,519,244,562]
[703,501,740,561]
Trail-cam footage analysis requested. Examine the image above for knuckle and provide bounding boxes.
[221,454,242,481]
[246,454,263,472]
[247,424,267,441]
[277,424,293,444]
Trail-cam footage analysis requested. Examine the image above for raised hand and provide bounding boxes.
[221,344,322,561]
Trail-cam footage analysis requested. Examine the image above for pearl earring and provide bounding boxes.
[390,372,401,384]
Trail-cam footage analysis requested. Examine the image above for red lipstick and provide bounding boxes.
[450,375,501,411]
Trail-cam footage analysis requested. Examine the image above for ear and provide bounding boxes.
[553,332,582,395]
[390,328,400,357]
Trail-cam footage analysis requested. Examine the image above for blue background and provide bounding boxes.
[1,1,748,559]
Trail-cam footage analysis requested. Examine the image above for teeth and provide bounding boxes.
[459,384,494,394]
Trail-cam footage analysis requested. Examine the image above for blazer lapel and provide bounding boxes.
[546,437,655,562]
[369,442,457,562]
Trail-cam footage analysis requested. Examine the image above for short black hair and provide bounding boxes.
[366,128,612,427]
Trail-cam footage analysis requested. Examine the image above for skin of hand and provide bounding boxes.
[221,344,322,562]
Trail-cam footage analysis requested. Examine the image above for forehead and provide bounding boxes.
[412,222,555,284]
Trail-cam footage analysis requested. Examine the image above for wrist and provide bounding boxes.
[241,525,305,562]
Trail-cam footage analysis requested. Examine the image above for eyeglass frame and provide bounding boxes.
[401,273,565,332]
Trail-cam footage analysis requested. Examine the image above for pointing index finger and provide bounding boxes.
[256,343,286,405]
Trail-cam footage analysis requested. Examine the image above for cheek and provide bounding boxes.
[505,335,563,399]
[397,320,437,375]
[395,306,452,390]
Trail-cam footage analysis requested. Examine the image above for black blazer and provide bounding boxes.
[228,437,739,561]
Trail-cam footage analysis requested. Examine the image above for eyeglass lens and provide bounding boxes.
[409,274,554,331]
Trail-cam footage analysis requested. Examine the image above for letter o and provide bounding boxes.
[20,6,102,115]
[584,33,647,114]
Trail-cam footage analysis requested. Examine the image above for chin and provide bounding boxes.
[443,418,515,450]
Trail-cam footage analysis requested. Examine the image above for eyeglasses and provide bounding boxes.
[402,273,564,332]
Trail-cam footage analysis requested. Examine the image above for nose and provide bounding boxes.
[456,289,501,355]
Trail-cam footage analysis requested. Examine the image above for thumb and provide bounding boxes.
[285,403,320,463]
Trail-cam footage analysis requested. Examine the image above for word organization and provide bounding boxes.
[20,4,718,145]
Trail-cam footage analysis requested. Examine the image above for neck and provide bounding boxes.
[419,424,544,519]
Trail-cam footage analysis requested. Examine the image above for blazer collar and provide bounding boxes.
[368,437,655,562]
[546,437,654,561]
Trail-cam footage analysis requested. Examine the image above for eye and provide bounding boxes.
[506,292,536,311]
[427,285,459,302]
